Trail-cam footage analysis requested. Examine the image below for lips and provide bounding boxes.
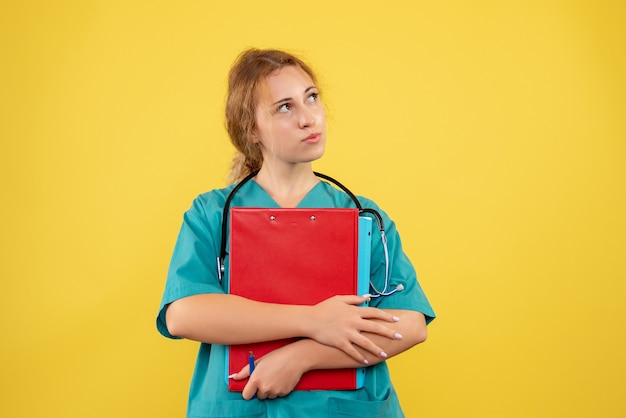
[303,133,321,144]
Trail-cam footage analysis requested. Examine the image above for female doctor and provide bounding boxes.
[156,48,435,418]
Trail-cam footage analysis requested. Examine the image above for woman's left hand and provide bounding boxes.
[230,344,305,400]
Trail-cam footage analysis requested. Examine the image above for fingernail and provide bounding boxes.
[394,333,403,339]
[392,316,400,322]
[361,294,372,299]
[380,351,388,358]
[228,373,237,379]
[363,359,369,365]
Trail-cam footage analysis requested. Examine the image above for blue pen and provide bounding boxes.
[249,351,256,399]
[248,351,255,374]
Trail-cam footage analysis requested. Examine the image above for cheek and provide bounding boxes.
[316,107,327,124]
[253,117,276,144]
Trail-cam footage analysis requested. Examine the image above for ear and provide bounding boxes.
[249,128,262,144]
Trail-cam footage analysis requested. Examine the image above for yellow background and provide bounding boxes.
[2,1,625,417]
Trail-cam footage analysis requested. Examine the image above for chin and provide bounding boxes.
[307,148,326,163]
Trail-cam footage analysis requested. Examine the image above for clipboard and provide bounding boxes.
[226,208,372,391]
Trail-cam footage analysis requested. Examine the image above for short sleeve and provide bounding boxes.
[362,200,436,324]
[156,194,227,339]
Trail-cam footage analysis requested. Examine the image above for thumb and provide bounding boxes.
[333,294,372,305]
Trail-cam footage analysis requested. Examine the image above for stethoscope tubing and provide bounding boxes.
[216,170,401,297]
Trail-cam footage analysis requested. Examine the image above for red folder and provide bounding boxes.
[227,208,369,391]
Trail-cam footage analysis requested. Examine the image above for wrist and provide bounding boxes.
[288,338,318,373]
[294,305,316,340]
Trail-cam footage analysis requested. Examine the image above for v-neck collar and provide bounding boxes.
[247,179,325,208]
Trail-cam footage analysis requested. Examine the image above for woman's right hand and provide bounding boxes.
[306,295,402,364]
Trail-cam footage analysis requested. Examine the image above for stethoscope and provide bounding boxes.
[217,170,404,298]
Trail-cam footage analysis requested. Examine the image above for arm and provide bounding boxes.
[165,293,403,362]
[234,309,427,400]
[161,195,405,363]
[298,309,427,369]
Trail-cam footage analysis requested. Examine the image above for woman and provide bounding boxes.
[157,48,435,417]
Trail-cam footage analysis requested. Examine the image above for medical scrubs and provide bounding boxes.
[157,180,435,418]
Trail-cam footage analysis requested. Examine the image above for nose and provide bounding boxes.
[298,107,316,129]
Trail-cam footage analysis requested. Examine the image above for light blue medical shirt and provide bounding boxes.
[157,180,435,418]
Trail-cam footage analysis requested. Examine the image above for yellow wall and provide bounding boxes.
[2,1,625,417]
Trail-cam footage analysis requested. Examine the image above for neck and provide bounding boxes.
[254,163,319,208]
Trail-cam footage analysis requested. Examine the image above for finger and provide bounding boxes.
[359,306,401,323]
[242,380,257,400]
[331,294,372,305]
[336,340,372,364]
[229,364,251,381]
[349,333,390,360]
[359,321,403,341]
[255,388,269,400]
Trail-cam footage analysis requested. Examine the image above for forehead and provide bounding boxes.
[256,65,315,103]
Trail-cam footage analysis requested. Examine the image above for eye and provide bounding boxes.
[306,92,319,103]
[277,103,291,113]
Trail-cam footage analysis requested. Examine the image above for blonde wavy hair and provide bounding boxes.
[225,48,318,184]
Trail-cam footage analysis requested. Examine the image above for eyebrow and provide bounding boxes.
[270,86,317,106]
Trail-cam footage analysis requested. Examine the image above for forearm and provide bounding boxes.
[167,293,404,364]
[295,309,427,371]
[165,293,311,345]
[230,308,427,399]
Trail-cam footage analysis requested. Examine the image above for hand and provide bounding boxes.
[230,345,305,400]
[307,295,401,363]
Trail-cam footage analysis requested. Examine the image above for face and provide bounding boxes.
[251,65,326,168]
